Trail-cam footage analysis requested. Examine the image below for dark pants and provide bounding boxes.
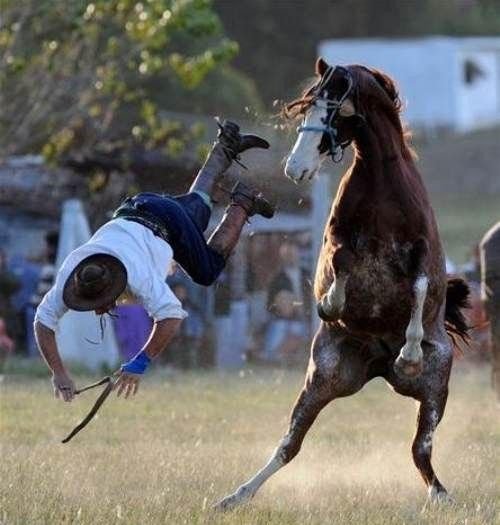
[114,192,226,286]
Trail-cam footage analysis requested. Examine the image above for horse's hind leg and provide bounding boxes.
[387,338,453,509]
[414,392,453,510]
[214,324,367,511]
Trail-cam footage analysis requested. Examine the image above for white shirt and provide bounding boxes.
[35,219,187,330]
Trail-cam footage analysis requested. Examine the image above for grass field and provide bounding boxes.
[1,365,498,524]
[431,192,499,265]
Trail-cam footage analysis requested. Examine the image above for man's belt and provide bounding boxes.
[113,208,170,244]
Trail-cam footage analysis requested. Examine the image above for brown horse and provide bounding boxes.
[215,58,469,511]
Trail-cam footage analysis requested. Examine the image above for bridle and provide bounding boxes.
[297,65,357,163]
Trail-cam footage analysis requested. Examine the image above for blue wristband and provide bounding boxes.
[121,351,151,375]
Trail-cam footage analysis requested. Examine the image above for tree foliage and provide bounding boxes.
[0,0,262,160]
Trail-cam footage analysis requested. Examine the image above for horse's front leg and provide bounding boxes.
[394,274,428,377]
[318,273,348,320]
[317,246,353,321]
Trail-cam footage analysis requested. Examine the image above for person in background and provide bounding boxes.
[26,231,59,357]
[263,239,309,364]
[267,239,309,316]
[168,282,205,369]
[0,318,14,371]
[0,250,18,368]
[0,249,19,320]
[6,251,38,352]
[112,302,153,363]
[480,221,500,402]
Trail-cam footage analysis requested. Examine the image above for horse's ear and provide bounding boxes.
[315,57,329,77]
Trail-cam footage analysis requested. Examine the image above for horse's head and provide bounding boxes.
[284,58,403,182]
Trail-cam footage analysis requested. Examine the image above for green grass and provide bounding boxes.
[431,192,499,265]
[0,366,498,524]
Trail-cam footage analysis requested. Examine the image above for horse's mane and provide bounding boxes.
[282,65,415,160]
[282,78,319,119]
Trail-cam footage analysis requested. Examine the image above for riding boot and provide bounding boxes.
[207,205,248,259]
[207,182,275,259]
[188,143,232,197]
[189,120,270,200]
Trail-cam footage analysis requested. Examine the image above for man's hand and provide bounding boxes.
[113,370,140,399]
[52,372,76,402]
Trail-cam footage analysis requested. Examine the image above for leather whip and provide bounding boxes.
[61,376,115,443]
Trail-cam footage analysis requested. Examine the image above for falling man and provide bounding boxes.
[34,121,274,400]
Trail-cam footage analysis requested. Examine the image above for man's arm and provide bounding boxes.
[144,317,182,360]
[115,317,182,398]
[34,320,76,402]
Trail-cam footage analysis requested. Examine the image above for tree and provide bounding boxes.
[0,0,262,162]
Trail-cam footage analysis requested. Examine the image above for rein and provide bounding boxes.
[297,65,356,162]
[61,376,115,443]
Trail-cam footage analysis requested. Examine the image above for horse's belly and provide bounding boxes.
[341,257,413,335]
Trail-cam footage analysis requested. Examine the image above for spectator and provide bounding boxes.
[0,249,19,319]
[26,231,59,357]
[112,302,153,361]
[168,282,205,369]
[262,289,307,364]
[0,250,18,367]
[0,318,14,371]
[480,222,500,401]
[7,253,40,351]
[267,239,309,316]
[263,239,309,364]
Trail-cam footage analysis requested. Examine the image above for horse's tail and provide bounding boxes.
[445,277,471,346]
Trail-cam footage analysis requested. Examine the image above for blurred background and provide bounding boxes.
[0,0,498,373]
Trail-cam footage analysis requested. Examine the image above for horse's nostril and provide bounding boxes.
[299,169,308,181]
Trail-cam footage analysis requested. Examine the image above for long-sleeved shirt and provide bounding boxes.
[35,219,187,331]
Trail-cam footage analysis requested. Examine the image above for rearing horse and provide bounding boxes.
[216,59,469,511]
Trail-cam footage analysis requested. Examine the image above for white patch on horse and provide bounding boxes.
[427,484,453,505]
[284,96,328,182]
[214,428,295,510]
[400,275,428,363]
[420,410,438,453]
[322,273,348,318]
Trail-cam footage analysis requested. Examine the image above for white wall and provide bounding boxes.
[456,49,500,131]
[319,37,500,132]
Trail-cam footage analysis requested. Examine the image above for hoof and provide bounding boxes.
[394,355,423,378]
[317,297,343,322]
[213,486,254,512]
[317,302,337,322]
[422,487,454,512]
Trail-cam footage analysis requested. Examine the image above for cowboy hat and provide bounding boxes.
[63,253,127,311]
